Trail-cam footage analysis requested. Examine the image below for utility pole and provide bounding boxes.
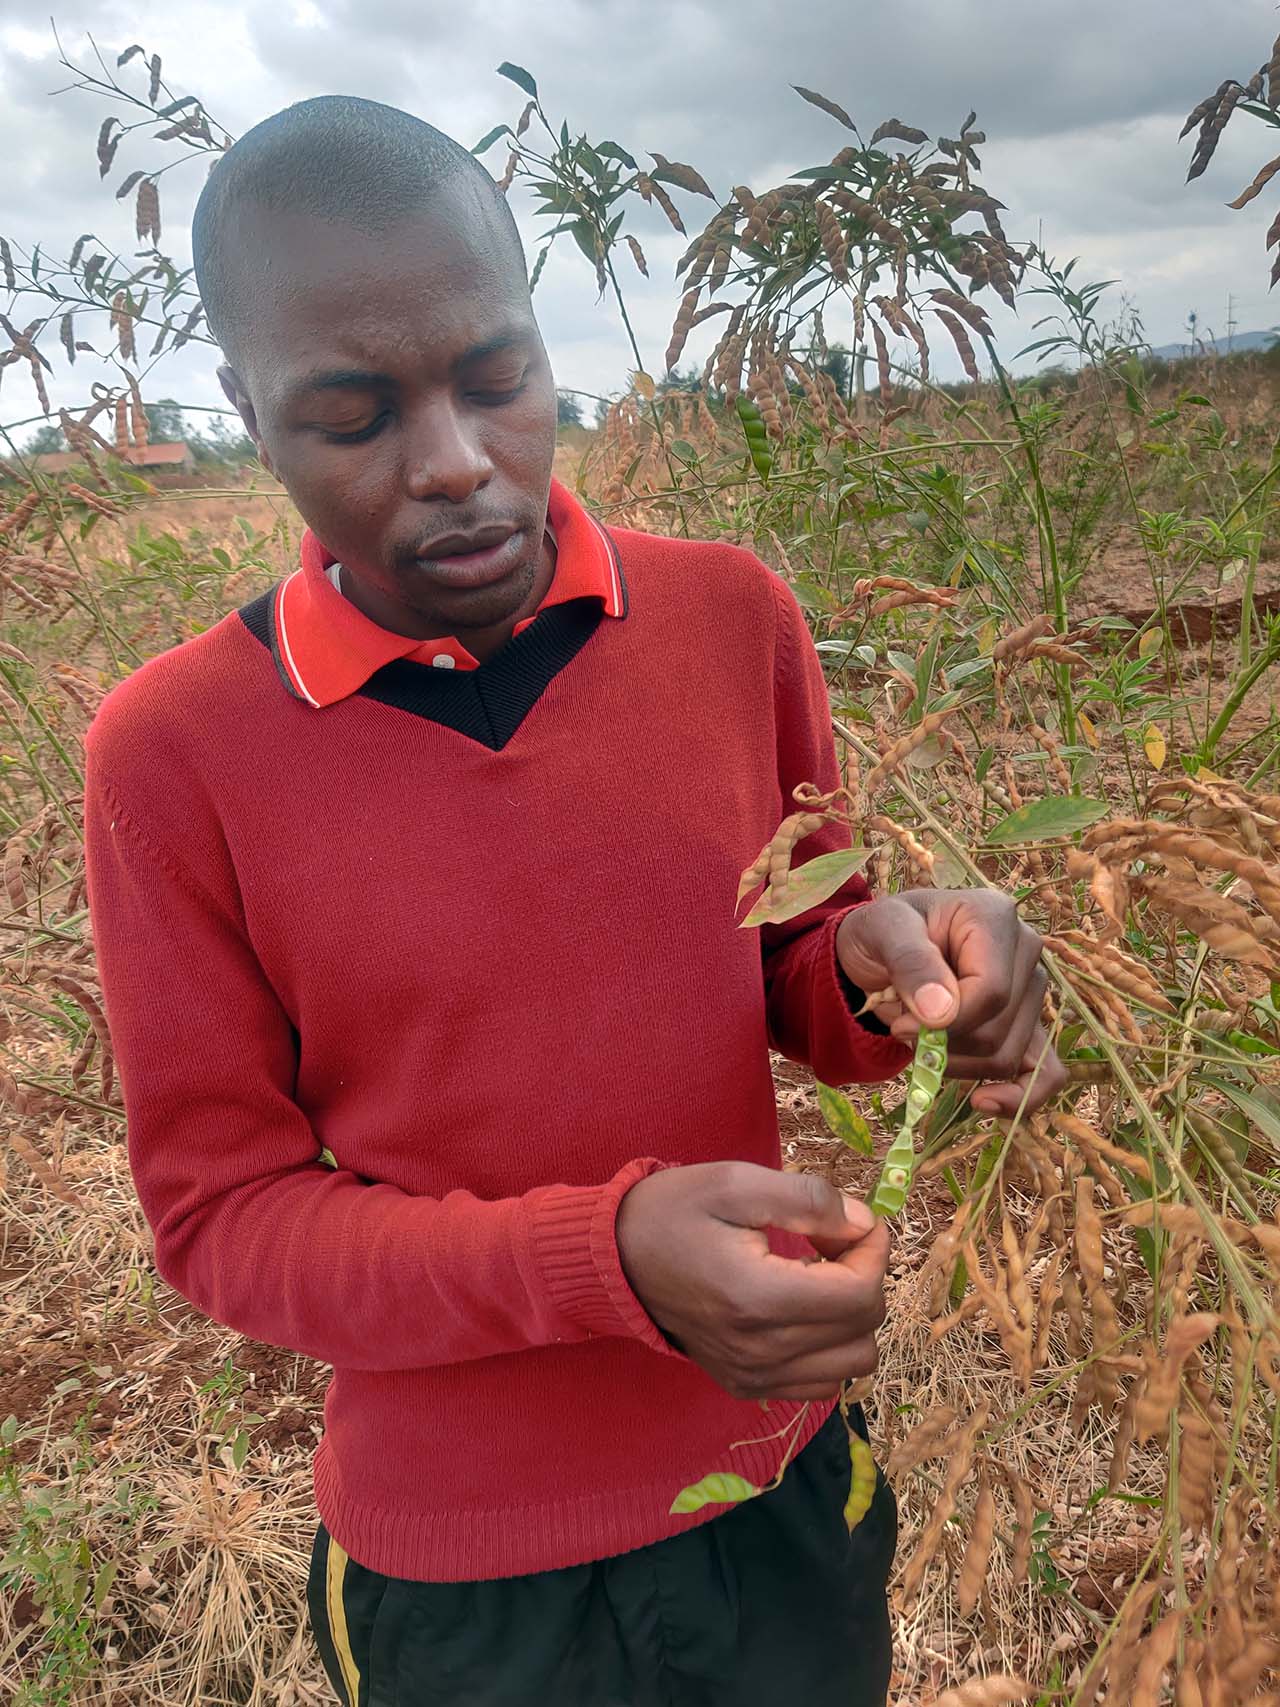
[1226,292,1237,353]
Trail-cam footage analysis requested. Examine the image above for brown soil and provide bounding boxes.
[1077,545,1280,642]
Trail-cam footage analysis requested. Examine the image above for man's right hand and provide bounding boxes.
[615,1162,890,1402]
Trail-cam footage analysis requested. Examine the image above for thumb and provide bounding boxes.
[709,1163,876,1247]
[850,897,959,1028]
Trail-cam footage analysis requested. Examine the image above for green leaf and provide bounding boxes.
[817,1082,873,1154]
[496,62,538,99]
[231,1429,250,1470]
[739,846,873,927]
[986,797,1109,846]
[596,140,639,169]
[669,1472,760,1515]
[472,123,512,157]
[93,1558,118,1610]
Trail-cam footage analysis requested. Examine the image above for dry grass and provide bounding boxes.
[3,380,1280,1701]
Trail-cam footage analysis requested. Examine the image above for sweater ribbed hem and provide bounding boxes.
[312,1395,835,1581]
[823,905,915,1082]
[528,1157,679,1358]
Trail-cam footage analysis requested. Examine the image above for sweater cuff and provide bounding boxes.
[822,904,915,1081]
[528,1158,684,1359]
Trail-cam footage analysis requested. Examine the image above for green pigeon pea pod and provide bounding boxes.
[868,1026,948,1217]
[669,1471,760,1515]
[735,393,774,480]
[844,1430,878,1530]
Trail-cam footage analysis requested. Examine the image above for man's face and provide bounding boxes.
[220,180,558,640]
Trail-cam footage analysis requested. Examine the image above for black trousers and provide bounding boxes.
[307,1404,896,1707]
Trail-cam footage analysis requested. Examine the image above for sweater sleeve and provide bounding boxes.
[82,746,678,1374]
[759,574,913,1088]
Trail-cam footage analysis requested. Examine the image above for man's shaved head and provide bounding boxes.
[197,94,558,656]
[192,95,525,365]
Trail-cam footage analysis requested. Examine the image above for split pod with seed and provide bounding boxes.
[868,1025,948,1218]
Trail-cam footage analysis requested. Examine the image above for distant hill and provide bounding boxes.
[1149,328,1279,360]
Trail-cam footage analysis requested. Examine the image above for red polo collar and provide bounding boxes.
[271,479,624,708]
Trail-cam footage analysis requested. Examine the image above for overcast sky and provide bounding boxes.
[1,0,1278,444]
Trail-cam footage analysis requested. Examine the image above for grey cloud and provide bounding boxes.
[2,0,1279,433]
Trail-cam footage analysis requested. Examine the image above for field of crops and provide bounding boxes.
[3,34,1280,1707]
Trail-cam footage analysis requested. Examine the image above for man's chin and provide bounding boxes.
[400,559,539,636]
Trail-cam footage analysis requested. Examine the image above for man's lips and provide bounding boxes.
[412,526,523,588]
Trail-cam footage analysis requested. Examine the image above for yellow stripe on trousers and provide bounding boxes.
[325,1535,363,1707]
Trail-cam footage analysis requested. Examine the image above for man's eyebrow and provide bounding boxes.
[286,369,392,405]
[457,332,533,368]
[285,334,533,404]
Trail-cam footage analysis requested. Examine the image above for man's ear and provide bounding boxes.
[217,363,275,477]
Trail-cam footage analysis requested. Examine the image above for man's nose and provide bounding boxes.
[403,400,495,504]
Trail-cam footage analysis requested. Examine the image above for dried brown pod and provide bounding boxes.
[1228,154,1280,209]
[870,316,892,406]
[110,291,137,362]
[1075,1175,1124,1411]
[127,373,149,449]
[665,288,699,373]
[1177,1379,1223,1532]
[900,1405,989,1606]
[1219,1637,1280,1698]
[1048,1110,1153,1182]
[1106,1579,1166,1702]
[1109,1379,1139,1494]
[1091,820,1280,925]
[136,177,161,243]
[1133,1312,1220,1444]
[1023,639,1088,670]
[929,1677,1029,1707]
[870,119,929,147]
[933,306,982,382]
[885,1405,961,1477]
[63,483,123,518]
[815,199,849,283]
[928,287,994,337]
[956,1475,996,1616]
[0,489,41,542]
[864,706,957,795]
[964,1234,1033,1388]
[1132,1611,1183,1707]
[1132,874,1280,969]
[6,1129,85,1207]
[920,1199,973,1317]
[736,810,829,908]
[992,613,1054,661]
[636,175,685,235]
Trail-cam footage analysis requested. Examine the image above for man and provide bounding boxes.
[82,96,1063,1707]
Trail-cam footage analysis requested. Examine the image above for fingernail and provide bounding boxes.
[841,1195,875,1233]
[915,983,955,1024]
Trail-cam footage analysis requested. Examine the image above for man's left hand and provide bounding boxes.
[835,889,1067,1119]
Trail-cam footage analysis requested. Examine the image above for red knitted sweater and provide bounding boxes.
[82,511,909,1582]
